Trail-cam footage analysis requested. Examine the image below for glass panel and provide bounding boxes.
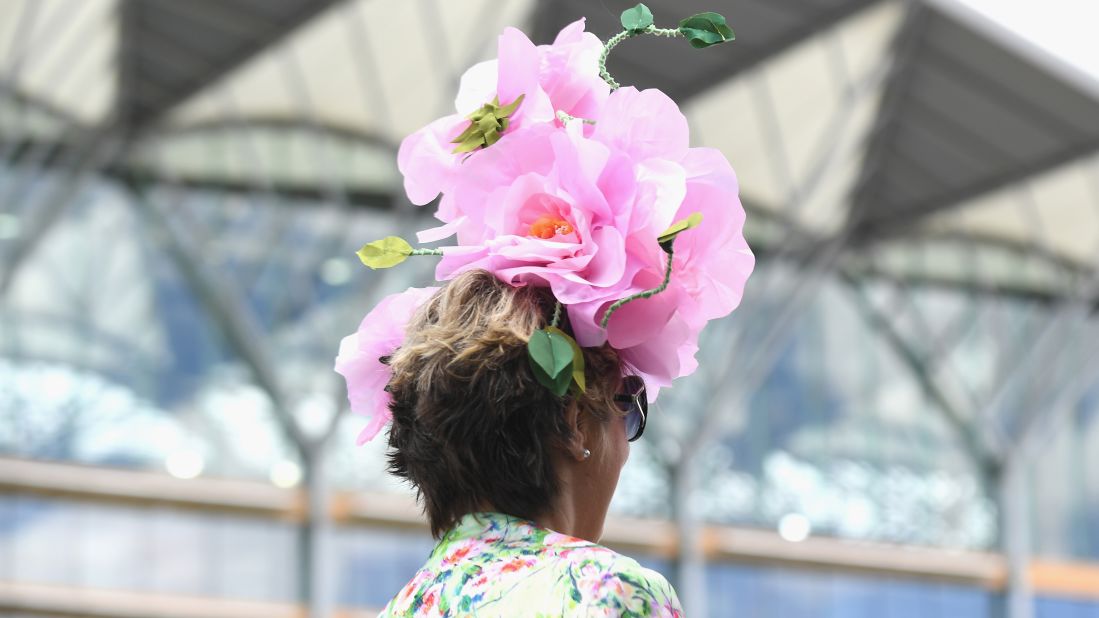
[706,563,996,618]
[0,494,299,600]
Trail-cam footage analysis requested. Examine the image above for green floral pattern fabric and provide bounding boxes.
[379,512,683,617]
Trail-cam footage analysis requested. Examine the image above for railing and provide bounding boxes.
[1,455,1097,618]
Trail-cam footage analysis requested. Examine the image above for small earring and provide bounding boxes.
[582,448,591,460]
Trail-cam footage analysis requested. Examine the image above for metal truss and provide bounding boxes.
[665,9,911,612]
[839,271,999,473]
[5,3,1099,618]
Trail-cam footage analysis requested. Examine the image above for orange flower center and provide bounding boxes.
[529,216,574,239]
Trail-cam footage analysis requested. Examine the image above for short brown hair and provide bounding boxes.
[384,269,622,537]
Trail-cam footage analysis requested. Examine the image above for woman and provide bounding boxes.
[335,8,751,617]
[377,269,681,616]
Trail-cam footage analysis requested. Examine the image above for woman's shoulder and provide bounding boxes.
[540,532,684,616]
[378,516,683,616]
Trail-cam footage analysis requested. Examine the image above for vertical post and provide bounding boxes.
[671,456,708,617]
[999,459,1033,618]
[301,444,334,618]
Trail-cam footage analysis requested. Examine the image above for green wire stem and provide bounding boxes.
[601,245,675,328]
[599,26,682,90]
[408,248,444,257]
[555,110,597,125]
[550,300,562,329]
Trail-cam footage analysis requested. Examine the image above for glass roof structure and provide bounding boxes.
[1,0,1098,616]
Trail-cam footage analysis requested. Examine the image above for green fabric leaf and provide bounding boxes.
[547,326,586,393]
[620,3,654,32]
[452,134,484,154]
[543,361,574,396]
[527,328,575,396]
[497,94,525,117]
[355,236,412,269]
[678,12,735,48]
[450,120,485,153]
[450,94,525,154]
[656,212,703,246]
[476,113,499,134]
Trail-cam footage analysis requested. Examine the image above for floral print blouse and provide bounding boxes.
[379,512,683,617]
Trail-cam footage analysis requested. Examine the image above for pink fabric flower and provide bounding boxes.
[334,286,439,444]
[419,87,754,396]
[397,18,609,207]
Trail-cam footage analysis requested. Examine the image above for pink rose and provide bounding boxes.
[415,87,753,394]
[397,18,609,207]
[430,121,661,341]
[334,286,439,443]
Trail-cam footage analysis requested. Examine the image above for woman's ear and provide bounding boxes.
[562,398,589,462]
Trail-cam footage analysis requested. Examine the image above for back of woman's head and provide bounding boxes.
[385,269,621,537]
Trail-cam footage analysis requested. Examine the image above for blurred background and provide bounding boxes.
[1,0,1098,616]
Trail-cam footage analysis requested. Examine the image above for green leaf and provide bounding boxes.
[453,135,485,153]
[678,12,735,48]
[527,328,575,396]
[547,326,586,394]
[450,94,525,154]
[657,212,703,246]
[620,3,654,32]
[355,236,413,269]
[497,93,525,117]
[476,112,499,134]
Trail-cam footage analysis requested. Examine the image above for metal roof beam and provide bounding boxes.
[117,0,343,132]
[841,265,1098,310]
[0,135,398,210]
[1015,344,1099,462]
[0,126,127,297]
[530,0,881,102]
[847,0,930,227]
[0,82,84,130]
[851,0,1099,237]
[674,0,882,101]
[970,236,1099,465]
[854,139,1099,238]
[1000,169,1099,461]
[127,180,312,457]
[839,272,1001,473]
[152,117,399,151]
[913,42,1084,137]
[680,13,905,457]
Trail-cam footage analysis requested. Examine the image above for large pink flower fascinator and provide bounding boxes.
[336,4,753,442]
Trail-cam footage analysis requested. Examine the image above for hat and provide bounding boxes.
[336,4,754,443]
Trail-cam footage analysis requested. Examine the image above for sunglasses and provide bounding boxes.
[613,375,647,442]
